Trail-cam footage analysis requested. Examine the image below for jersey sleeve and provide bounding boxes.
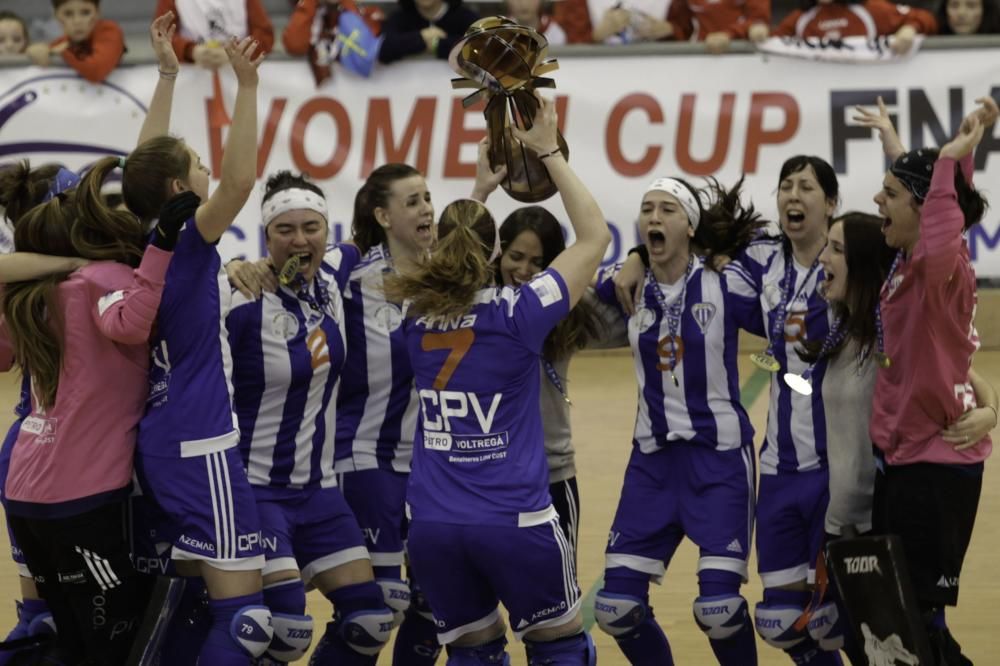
[592,263,622,305]
[722,264,766,336]
[89,246,172,345]
[868,0,938,34]
[913,157,966,286]
[511,269,571,354]
[282,0,318,55]
[323,243,363,292]
[247,0,276,53]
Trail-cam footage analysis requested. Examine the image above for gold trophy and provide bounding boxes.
[449,17,569,203]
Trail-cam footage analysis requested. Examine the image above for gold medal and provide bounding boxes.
[876,352,892,369]
[278,254,302,286]
[751,352,781,373]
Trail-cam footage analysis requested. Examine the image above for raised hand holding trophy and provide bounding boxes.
[449,17,569,203]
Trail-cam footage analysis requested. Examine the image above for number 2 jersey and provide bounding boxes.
[403,269,571,527]
[226,244,361,489]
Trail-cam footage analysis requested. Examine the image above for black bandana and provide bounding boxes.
[889,148,937,204]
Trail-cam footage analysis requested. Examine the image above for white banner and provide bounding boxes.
[0,52,998,275]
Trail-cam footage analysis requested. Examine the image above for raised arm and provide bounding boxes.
[194,37,264,244]
[919,115,985,284]
[0,254,88,282]
[512,95,611,309]
[853,96,906,162]
[137,12,180,147]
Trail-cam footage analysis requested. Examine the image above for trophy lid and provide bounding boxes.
[448,16,556,94]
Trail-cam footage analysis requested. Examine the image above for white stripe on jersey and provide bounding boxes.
[745,241,831,474]
[336,250,418,474]
[216,266,240,438]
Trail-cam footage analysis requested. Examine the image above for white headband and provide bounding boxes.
[645,178,701,231]
[262,188,328,228]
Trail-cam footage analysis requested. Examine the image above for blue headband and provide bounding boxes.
[42,167,81,203]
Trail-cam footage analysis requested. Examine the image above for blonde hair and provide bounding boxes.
[384,199,495,319]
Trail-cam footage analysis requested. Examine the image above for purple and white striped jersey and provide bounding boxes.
[139,220,240,458]
[227,244,361,490]
[334,244,418,474]
[404,269,571,527]
[594,256,762,453]
[735,238,832,474]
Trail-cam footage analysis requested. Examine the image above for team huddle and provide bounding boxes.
[0,10,994,666]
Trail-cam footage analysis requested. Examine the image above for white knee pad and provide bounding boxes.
[340,605,395,656]
[267,612,314,662]
[376,578,411,626]
[593,591,648,637]
[753,603,807,650]
[692,595,749,641]
[229,605,274,658]
[806,601,844,651]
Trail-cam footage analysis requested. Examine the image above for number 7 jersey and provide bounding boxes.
[402,269,571,527]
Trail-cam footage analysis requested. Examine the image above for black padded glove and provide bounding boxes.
[151,191,201,251]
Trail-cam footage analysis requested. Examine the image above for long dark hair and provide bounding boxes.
[2,196,77,408]
[383,199,494,319]
[351,163,422,253]
[121,135,192,224]
[498,206,604,361]
[937,0,1000,34]
[0,161,63,227]
[800,212,895,363]
[694,176,768,267]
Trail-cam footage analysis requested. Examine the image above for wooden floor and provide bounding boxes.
[0,352,997,664]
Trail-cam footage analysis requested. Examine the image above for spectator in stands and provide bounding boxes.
[377,0,478,64]
[283,0,385,85]
[24,0,125,83]
[505,0,567,44]
[553,0,770,53]
[155,0,274,68]
[0,11,29,55]
[773,0,938,53]
[937,0,1000,33]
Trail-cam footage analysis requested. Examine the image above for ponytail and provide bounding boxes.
[694,176,766,270]
[2,196,79,408]
[75,157,146,266]
[384,199,495,319]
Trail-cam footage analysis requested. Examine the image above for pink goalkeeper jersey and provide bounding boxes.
[4,247,172,516]
[870,155,991,466]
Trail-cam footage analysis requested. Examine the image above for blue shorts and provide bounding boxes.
[408,516,580,644]
[606,444,755,583]
[756,469,829,587]
[133,446,264,571]
[338,468,407,570]
[255,485,369,583]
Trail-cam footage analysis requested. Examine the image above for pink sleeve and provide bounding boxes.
[89,246,173,344]
[959,152,974,184]
[914,157,964,286]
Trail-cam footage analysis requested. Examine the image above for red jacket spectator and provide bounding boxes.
[555,0,767,43]
[774,0,937,39]
[51,19,125,83]
[283,0,384,85]
[155,0,275,62]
